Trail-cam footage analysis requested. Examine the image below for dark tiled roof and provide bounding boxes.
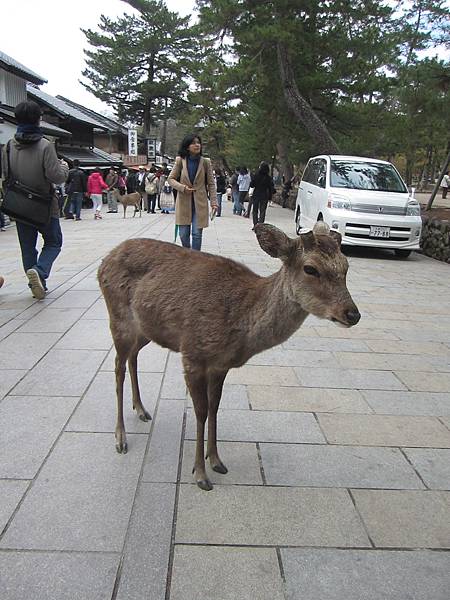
[0,50,47,84]
[27,85,108,129]
[58,145,122,167]
[0,106,71,138]
[57,96,128,135]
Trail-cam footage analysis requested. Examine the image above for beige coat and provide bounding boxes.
[168,156,217,228]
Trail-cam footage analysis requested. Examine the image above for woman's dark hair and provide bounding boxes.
[14,100,42,125]
[258,162,270,176]
[178,134,202,158]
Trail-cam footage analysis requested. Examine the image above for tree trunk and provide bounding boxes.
[276,140,293,183]
[276,42,340,154]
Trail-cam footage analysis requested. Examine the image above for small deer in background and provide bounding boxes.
[98,222,360,491]
[112,189,141,218]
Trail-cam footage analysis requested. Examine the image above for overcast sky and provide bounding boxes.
[2,0,196,114]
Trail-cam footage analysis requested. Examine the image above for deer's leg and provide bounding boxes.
[206,371,228,474]
[123,205,126,218]
[128,337,152,422]
[115,350,128,453]
[184,365,211,491]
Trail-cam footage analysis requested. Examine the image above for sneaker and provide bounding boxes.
[26,268,46,300]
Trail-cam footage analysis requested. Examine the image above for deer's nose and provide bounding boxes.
[345,309,361,325]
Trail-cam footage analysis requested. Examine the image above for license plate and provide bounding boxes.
[370,226,390,238]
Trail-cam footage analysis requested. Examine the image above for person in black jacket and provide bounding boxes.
[66,159,87,220]
[249,162,275,227]
[215,168,226,216]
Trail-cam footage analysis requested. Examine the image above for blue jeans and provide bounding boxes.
[179,199,203,251]
[70,192,84,219]
[232,190,242,214]
[216,193,223,216]
[16,217,63,285]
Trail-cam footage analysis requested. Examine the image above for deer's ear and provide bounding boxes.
[254,224,295,261]
[299,230,316,251]
[328,229,342,245]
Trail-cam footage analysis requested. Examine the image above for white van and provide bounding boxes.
[295,155,422,258]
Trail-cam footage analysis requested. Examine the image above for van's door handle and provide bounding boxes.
[307,190,313,194]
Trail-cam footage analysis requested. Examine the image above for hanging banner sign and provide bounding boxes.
[147,138,157,161]
[128,129,138,156]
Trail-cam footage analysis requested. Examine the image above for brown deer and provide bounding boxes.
[112,189,142,218]
[98,222,360,491]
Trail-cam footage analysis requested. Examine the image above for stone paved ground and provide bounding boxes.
[0,200,449,599]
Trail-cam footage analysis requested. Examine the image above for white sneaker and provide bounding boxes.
[26,268,46,300]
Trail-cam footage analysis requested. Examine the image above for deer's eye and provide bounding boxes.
[304,265,320,278]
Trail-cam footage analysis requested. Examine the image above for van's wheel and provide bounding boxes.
[295,208,302,235]
[394,249,412,258]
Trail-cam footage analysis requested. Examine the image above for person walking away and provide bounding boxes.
[215,168,226,217]
[1,100,68,299]
[105,168,118,212]
[250,161,275,227]
[66,159,86,220]
[168,134,218,251]
[145,166,158,213]
[137,166,148,211]
[230,166,240,214]
[87,169,108,219]
[442,171,450,199]
[237,166,251,216]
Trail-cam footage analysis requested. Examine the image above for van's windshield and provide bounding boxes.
[330,161,407,193]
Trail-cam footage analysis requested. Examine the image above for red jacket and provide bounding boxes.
[87,172,108,195]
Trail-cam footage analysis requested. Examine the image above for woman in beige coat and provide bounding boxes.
[168,134,218,251]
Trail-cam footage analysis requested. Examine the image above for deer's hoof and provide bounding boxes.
[197,478,213,491]
[138,410,152,422]
[115,441,128,454]
[212,462,228,475]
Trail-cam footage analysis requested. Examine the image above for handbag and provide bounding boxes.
[2,141,53,227]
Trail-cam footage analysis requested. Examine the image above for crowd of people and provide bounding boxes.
[0,101,281,298]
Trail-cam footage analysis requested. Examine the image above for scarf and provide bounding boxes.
[15,123,43,144]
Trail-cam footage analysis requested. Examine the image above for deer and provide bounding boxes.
[112,189,142,218]
[98,222,360,491]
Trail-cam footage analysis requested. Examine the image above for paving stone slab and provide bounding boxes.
[281,548,450,600]
[403,448,450,490]
[16,308,85,333]
[0,370,27,400]
[315,326,399,340]
[11,349,107,396]
[294,367,405,390]
[82,298,109,319]
[352,489,450,548]
[161,352,186,399]
[395,370,450,392]
[0,551,118,600]
[115,483,176,600]
[101,343,169,372]
[248,348,340,368]
[248,385,371,413]
[317,413,450,447]
[185,409,325,444]
[170,546,285,600]
[142,399,184,483]
[0,396,79,478]
[282,337,371,352]
[226,364,299,386]
[0,481,28,533]
[181,441,263,485]
[366,339,450,355]
[176,485,370,546]
[219,384,250,409]
[48,290,100,309]
[54,319,112,350]
[0,332,61,369]
[361,390,450,416]
[260,444,423,489]
[66,371,162,433]
[335,351,450,372]
[0,432,146,551]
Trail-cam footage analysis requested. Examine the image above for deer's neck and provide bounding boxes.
[247,269,308,356]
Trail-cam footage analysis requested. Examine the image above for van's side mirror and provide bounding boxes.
[409,186,416,198]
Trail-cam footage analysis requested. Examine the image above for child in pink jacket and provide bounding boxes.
[87,170,109,219]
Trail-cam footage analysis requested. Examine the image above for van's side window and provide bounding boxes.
[317,160,327,188]
[303,163,313,184]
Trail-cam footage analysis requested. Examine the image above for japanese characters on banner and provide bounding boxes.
[128,129,138,156]
[147,138,157,161]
